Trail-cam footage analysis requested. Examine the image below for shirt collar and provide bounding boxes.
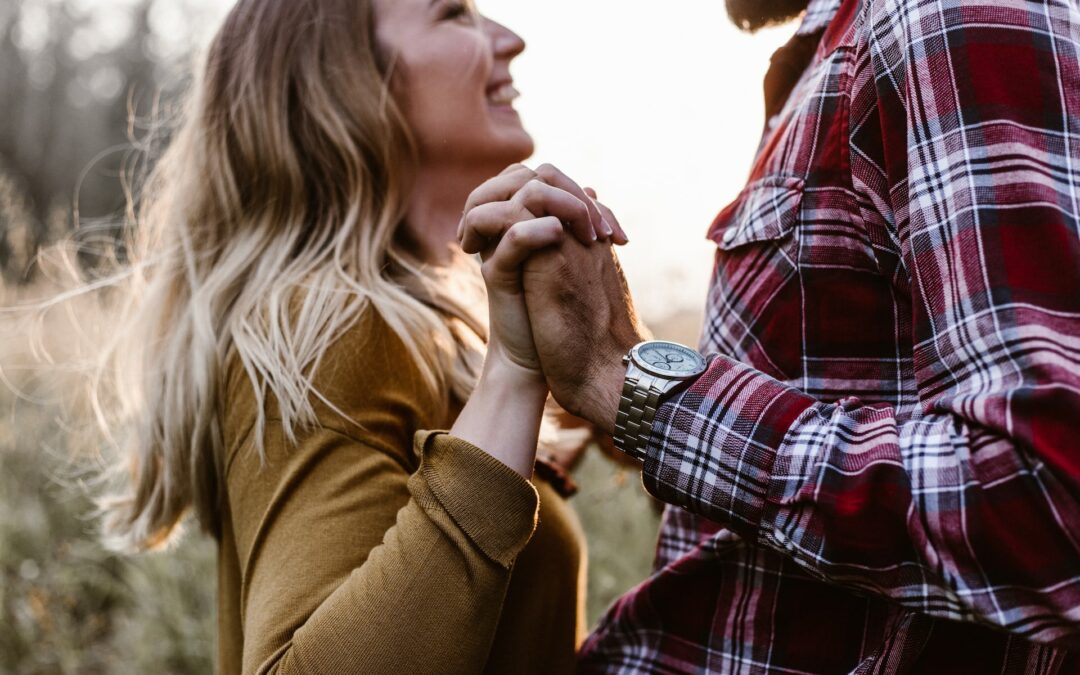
[795,0,843,35]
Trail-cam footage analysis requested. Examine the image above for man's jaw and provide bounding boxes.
[725,0,811,32]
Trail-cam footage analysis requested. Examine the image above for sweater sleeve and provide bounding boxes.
[225,426,539,675]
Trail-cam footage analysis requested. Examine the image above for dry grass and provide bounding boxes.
[0,383,217,674]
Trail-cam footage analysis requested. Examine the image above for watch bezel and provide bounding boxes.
[629,340,708,380]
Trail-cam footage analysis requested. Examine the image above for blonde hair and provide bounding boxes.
[79,0,488,551]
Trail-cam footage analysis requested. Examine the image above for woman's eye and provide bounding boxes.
[441,2,472,22]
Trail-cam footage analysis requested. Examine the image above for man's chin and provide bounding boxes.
[725,0,811,32]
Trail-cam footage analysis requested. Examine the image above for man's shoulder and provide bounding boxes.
[865,0,1057,35]
[859,0,1064,91]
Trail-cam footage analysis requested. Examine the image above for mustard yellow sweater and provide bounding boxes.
[215,310,586,674]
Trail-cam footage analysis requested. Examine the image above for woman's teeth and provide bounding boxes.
[487,84,519,106]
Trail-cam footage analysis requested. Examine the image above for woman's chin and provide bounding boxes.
[433,127,534,176]
[495,128,535,164]
[486,108,533,149]
[468,139,533,173]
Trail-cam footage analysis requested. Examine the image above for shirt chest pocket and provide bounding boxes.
[712,176,802,251]
[705,177,804,381]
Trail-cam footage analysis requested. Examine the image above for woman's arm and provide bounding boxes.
[229,422,540,675]
[450,345,548,478]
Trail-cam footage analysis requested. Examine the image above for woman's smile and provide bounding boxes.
[486,80,521,113]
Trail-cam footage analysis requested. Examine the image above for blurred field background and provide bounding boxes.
[0,1,716,672]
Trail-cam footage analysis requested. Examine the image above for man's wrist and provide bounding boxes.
[580,325,652,435]
[581,352,629,437]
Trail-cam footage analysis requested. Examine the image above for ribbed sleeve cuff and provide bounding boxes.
[411,430,539,568]
[640,356,816,534]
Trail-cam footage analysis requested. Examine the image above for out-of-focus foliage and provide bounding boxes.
[0,356,216,674]
[0,0,222,283]
[0,4,225,672]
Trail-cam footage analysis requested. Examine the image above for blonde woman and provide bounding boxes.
[86,0,626,672]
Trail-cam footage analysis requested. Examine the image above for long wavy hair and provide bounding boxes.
[81,0,488,551]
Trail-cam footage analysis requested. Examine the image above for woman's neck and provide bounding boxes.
[406,165,497,267]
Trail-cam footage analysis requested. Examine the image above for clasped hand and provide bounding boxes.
[457,163,648,433]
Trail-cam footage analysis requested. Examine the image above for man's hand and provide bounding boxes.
[523,229,649,435]
[458,164,644,433]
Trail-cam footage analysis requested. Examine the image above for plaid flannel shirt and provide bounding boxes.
[579,0,1080,672]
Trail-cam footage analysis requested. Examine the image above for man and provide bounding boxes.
[461,0,1080,671]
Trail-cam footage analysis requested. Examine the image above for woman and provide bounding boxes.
[88,0,626,672]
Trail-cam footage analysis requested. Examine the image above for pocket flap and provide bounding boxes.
[708,176,804,250]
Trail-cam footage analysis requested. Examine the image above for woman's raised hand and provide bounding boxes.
[458,164,627,377]
[450,163,628,479]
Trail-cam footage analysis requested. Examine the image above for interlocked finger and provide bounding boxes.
[482,217,566,291]
[585,187,629,245]
[458,165,538,240]
[512,179,595,245]
[461,200,538,254]
[535,164,607,242]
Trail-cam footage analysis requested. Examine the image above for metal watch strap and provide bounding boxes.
[614,375,663,461]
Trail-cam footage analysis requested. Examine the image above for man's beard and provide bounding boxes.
[725,0,811,32]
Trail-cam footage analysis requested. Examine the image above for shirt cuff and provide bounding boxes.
[411,430,540,568]
[640,355,816,532]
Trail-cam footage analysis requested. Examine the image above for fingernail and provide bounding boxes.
[601,217,614,238]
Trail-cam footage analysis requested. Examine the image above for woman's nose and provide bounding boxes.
[487,19,526,60]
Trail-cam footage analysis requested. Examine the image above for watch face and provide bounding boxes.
[632,341,707,379]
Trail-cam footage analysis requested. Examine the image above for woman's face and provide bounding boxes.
[375,0,533,171]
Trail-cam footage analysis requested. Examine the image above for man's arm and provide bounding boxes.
[641,0,1080,646]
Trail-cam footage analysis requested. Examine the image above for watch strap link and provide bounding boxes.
[614,375,663,461]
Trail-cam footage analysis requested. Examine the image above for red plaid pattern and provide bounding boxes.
[579,0,1080,672]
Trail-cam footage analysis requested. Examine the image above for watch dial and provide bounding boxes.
[637,342,705,376]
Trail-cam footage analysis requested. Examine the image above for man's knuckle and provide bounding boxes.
[519,179,544,200]
[537,163,567,182]
[463,208,482,230]
[511,222,533,243]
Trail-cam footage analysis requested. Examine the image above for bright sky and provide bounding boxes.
[477,1,796,321]
[187,1,798,321]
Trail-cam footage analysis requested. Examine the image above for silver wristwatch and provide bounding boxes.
[614,341,709,461]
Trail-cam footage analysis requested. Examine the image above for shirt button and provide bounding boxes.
[722,228,738,245]
[838,396,862,411]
